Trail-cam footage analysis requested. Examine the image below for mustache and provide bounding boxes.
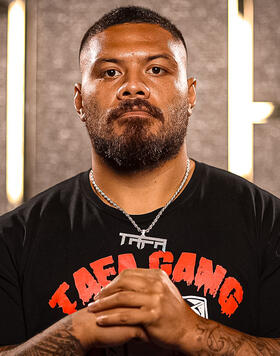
[107,98,164,124]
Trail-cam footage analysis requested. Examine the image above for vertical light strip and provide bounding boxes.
[228,0,254,181]
[228,0,274,181]
[6,0,26,205]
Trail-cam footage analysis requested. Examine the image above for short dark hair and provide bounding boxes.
[79,6,188,60]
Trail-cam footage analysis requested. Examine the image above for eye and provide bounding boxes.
[147,66,165,75]
[103,69,121,78]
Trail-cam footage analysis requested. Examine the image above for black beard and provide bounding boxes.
[84,98,189,173]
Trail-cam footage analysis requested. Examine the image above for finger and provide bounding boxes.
[89,291,151,312]
[95,308,155,327]
[95,325,149,345]
[131,326,149,343]
[127,326,149,343]
[94,273,150,300]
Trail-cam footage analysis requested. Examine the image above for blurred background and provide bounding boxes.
[0,0,279,215]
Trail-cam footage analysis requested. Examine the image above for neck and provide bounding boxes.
[90,144,195,215]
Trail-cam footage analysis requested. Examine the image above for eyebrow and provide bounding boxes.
[94,54,177,66]
[146,54,175,62]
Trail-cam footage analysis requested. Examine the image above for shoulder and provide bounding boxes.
[0,171,90,270]
[195,161,280,232]
[0,170,89,233]
[197,160,280,203]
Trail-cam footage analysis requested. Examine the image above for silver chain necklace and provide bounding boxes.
[89,158,190,252]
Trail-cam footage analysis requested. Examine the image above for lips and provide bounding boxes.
[118,110,154,119]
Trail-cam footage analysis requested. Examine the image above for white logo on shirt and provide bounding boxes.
[183,295,209,319]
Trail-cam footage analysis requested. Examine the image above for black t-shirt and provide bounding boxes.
[1,160,280,350]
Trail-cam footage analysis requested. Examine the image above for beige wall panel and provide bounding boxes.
[254,0,280,196]
[0,7,7,214]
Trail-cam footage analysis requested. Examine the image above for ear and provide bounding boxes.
[187,77,197,114]
[74,83,86,122]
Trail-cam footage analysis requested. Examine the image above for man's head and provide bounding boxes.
[74,6,196,172]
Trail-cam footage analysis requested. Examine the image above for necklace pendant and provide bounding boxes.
[119,232,167,252]
[90,159,190,254]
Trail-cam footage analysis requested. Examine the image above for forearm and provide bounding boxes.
[0,315,85,355]
[181,318,280,356]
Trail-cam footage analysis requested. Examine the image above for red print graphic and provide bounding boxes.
[218,277,244,317]
[49,252,244,318]
[118,253,137,273]
[194,257,227,298]
[149,251,174,275]
[49,282,77,314]
[172,252,196,285]
[90,256,116,287]
[73,267,101,305]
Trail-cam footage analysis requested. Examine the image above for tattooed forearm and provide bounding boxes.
[191,319,280,356]
[0,346,18,352]
[0,316,85,356]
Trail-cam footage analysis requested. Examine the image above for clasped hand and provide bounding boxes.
[88,268,199,352]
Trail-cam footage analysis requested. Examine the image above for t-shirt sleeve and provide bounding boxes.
[0,216,26,346]
[257,193,280,337]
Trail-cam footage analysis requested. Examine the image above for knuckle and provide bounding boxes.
[158,268,168,278]
[115,292,123,303]
[153,280,164,292]
[95,298,104,309]
[153,268,165,276]
[150,308,160,322]
[117,290,130,302]
[119,313,129,323]
[124,291,134,301]
[153,292,164,305]
[120,269,128,276]
[116,280,126,291]
[120,268,134,276]
[133,328,143,340]
[118,270,134,286]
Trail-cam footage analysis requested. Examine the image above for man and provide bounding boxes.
[0,5,280,355]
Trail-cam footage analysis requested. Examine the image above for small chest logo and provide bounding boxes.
[183,295,208,319]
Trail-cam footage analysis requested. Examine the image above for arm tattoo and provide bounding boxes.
[0,316,85,356]
[193,319,280,356]
[0,346,18,351]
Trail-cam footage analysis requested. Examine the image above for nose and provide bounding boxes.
[116,74,150,100]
